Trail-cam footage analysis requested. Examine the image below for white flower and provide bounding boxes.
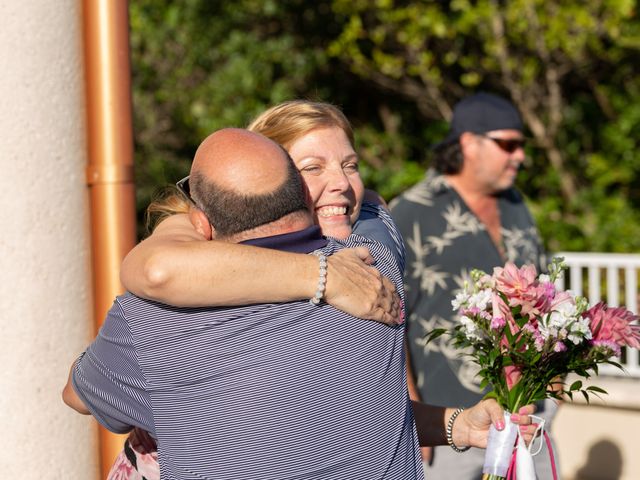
[451,291,470,311]
[460,315,482,341]
[548,293,580,330]
[538,319,558,341]
[468,288,493,311]
[567,317,592,344]
[538,274,551,283]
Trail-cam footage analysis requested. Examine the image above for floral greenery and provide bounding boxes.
[427,257,640,413]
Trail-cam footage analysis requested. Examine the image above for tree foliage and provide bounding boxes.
[129,0,640,252]
[130,1,324,213]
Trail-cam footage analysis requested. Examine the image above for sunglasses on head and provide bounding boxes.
[176,176,195,204]
[479,134,526,153]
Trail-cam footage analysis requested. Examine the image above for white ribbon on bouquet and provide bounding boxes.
[482,412,546,479]
[515,414,546,480]
[482,411,518,477]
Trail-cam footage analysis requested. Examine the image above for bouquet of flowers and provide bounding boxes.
[429,257,640,480]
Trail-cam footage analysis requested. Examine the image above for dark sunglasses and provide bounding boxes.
[176,176,195,204]
[479,135,526,153]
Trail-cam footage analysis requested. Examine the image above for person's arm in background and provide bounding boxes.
[121,214,401,324]
[405,339,433,463]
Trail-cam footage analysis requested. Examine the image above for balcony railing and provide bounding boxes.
[554,252,640,378]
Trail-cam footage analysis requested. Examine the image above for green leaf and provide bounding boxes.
[586,386,608,394]
[570,380,583,391]
[424,328,448,344]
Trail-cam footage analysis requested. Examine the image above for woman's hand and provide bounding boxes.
[453,401,537,449]
[324,247,402,326]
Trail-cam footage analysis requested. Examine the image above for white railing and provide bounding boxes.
[554,252,640,378]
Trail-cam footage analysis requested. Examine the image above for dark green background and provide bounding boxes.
[129,0,640,252]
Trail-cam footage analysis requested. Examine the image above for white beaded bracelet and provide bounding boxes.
[309,253,327,305]
[446,407,470,453]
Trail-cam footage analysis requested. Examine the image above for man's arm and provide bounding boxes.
[62,299,155,435]
[62,361,89,415]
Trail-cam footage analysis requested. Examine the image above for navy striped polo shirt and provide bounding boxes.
[73,219,422,479]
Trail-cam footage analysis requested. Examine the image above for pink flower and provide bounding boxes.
[592,339,621,357]
[492,293,515,333]
[549,290,575,312]
[504,365,522,390]
[554,341,567,352]
[480,310,493,321]
[493,263,544,319]
[540,279,556,298]
[493,263,538,297]
[530,283,554,316]
[586,302,640,350]
[491,316,506,330]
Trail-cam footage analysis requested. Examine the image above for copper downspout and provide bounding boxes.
[82,0,137,477]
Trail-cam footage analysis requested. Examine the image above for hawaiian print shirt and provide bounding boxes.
[390,169,546,407]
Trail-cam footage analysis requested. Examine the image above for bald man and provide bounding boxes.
[64,129,530,480]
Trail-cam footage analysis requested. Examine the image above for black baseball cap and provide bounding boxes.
[433,92,523,150]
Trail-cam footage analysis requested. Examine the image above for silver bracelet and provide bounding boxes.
[309,253,327,305]
[446,407,470,453]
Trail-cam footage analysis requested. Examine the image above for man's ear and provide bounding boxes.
[458,132,479,160]
[189,208,214,240]
[459,132,475,149]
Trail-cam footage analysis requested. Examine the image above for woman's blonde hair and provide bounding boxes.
[247,99,354,150]
[144,186,191,234]
[144,100,353,233]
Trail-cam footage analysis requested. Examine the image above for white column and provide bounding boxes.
[0,1,98,478]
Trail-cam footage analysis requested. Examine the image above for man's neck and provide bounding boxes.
[445,172,505,259]
[223,211,314,244]
[444,173,496,206]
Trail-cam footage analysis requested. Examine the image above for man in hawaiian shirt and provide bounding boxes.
[391,92,558,479]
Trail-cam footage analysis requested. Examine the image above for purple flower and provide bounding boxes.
[491,316,506,330]
[591,339,621,357]
[554,341,567,352]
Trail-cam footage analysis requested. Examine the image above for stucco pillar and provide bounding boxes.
[0,1,98,478]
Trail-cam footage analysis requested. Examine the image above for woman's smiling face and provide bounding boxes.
[287,126,364,239]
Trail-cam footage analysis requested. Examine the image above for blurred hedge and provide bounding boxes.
[130,0,640,252]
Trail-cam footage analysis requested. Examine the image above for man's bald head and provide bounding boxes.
[189,128,310,240]
[192,128,290,196]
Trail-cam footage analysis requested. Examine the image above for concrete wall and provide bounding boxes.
[0,1,98,478]
[553,376,640,480]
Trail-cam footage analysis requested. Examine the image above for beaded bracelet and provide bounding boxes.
[446,407,470,453]
[309,253,327,305]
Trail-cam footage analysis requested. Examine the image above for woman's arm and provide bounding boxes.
[121,215,401,324]
[411,400,536,448]
[405,339,433,462]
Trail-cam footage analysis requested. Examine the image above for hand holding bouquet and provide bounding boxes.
[429,257,640,479]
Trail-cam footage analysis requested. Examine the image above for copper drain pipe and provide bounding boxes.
[82,0,137,477]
